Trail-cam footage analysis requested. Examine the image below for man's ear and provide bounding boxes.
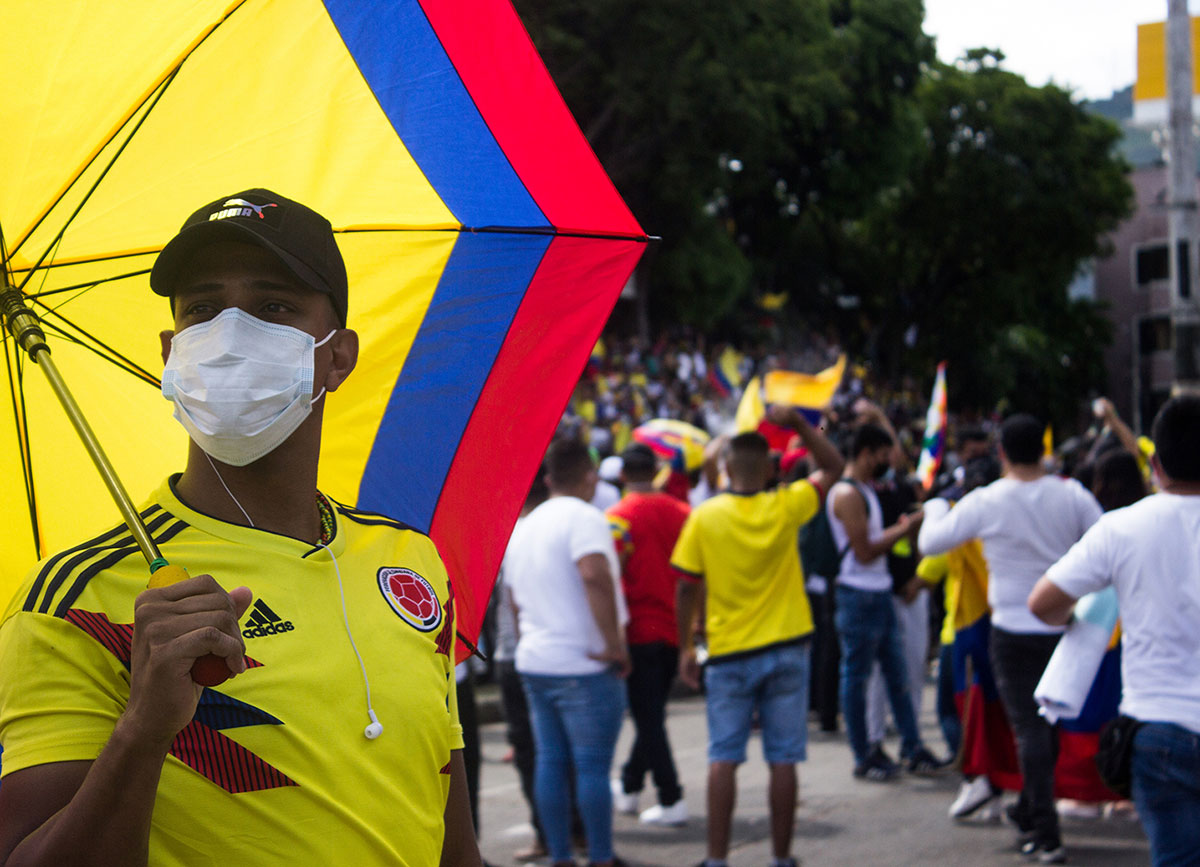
[322,328,359,393]
[159,330,174,365]
[1150,453,1166,485]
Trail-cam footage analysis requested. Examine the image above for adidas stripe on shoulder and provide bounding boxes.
[333,501,422,535]
[23,506,192,618]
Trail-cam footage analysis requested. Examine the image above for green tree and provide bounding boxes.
[844,50,1132,425]
[514,0,932,329]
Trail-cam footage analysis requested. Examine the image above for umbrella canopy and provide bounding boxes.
[2,0,646,659]
[632,419,711,473]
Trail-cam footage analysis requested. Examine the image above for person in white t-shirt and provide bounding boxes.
[505,438,630,867]
[919,413,1102,864]
[1030,395,1200,867]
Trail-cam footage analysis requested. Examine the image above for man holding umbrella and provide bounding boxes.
[0,190,483,865]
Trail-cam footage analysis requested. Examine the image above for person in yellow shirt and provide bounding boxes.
[0,189,481,866]
[671,407,843,867]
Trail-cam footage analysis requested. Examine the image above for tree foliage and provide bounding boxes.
[847,50,1132,423]
[516,5,1133,421]
[515,0,932,327]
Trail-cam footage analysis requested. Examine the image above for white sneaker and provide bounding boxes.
[1057,798,1102,820]
[975,798,1003,823]
[949,776,999,819]
[611,779,639,815]
[639,800,689,826]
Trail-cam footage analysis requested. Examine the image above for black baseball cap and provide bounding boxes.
[150,188,348,326]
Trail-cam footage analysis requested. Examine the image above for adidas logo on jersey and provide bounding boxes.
[242,599,295,638]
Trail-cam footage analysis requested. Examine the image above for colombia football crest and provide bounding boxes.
[378,567,443,632]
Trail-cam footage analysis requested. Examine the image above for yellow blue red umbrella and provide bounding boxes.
[632,418,711,473]
[1,0,647,658]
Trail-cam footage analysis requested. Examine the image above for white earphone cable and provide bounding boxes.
[204,452,256,528]
[199,461,379,737]
[317,540,376,717]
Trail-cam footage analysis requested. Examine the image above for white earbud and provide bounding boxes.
[317,540,384,743]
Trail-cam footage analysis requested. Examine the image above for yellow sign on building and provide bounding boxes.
[1134,18,1200,125]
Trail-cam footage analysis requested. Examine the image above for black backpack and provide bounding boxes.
[799,507,842,580]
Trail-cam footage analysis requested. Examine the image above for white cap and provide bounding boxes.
[598,455,624,483]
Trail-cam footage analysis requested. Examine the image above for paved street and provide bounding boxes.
[473,687,1149,866]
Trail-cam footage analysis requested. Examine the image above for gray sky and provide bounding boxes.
[923,0,1194,100]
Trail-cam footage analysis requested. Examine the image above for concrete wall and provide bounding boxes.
[1092,163,1191,431]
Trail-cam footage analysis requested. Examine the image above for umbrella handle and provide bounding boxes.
[147,563,233,687]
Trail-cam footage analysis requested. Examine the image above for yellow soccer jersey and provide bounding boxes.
[670,480,818,659]
[0,478,462,865]
[917,539,991,646]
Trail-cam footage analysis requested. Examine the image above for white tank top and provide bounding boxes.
[827,479,892,592]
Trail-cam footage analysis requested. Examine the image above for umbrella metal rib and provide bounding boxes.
[1,286,164,569]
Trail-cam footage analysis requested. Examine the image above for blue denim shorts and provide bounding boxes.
[705,641,811,764]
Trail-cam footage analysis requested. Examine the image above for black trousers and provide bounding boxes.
[456,672,480,833]
[497,660,543,843]
[809,588,841,731]
[990,626,1062,843]
[620,642,683,806]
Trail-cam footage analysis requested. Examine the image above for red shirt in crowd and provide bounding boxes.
[606,491,691,646]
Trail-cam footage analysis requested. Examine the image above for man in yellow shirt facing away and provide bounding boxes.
[672,407,843,867]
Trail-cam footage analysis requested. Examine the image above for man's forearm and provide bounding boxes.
[676,580,702,650]
[872,522,910,560]
[440,750,483,867]
[1028,576,1078,626]
[793,417,844,476]
[5,717,170,866]
[915,498,966,555]
[581,570,624,651]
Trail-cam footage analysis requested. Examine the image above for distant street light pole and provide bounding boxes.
[1167,0,1200,390]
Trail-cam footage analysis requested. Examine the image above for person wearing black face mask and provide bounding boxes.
[864,426,932,777]
[827,416,939,781]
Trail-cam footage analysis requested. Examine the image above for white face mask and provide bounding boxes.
[161,307,334,467]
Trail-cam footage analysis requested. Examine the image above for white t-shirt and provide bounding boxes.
[919,475,1102,634]
[590,479,621,512]
[506,496,628,676]
[1046,493,1200,733]
[492,516,525,663]
[827,480,892,592]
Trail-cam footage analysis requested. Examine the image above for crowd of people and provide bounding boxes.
[481,332,1200,867]
[0,185,1195,867]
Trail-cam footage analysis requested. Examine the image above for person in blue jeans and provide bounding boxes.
[1032,395,1200,866]
[504,438,631,867]
[521,673,627,863]
[672,413,846,867]
[827,418,941,780]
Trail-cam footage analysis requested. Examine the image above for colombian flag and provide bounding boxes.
[707,346,743,398]
[735,356,846,436]
[762,355,847,424]
[930,544,1121,801]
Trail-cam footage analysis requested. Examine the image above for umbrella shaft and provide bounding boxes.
[2,287,162,567]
